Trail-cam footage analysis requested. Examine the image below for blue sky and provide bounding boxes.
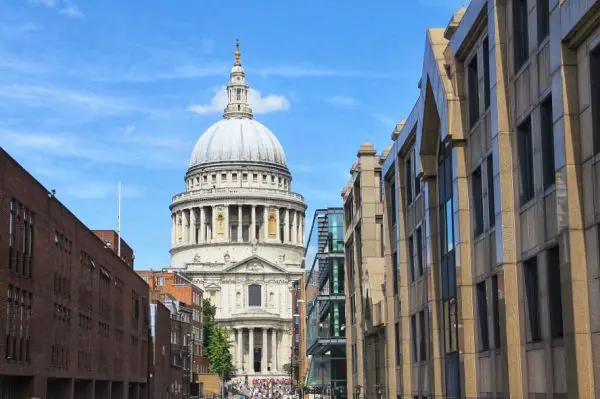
[0,0,467,268]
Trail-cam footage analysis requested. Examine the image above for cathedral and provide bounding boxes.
[169,42,306,380]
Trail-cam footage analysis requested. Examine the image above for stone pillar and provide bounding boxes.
[171,213,176,246]
[251,205,256,242]
[263,206,269,241]
[271,328,277,372]
[237,328,243,372]
[183,210,190,243]
[200,207,205,243]
[248,328,254,373]
[291,211,297,244]
[284,209,290,243]
[300,214,304,243]
[190,208,197,244]
[238,205,243,242]
[262,328,268,373]
[275,208,281,242]
[224,205,230,241]
[212,206,217,241]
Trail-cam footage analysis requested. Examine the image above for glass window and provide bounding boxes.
[411,314,418,362]
[514,0,530,71]
[416,227,423,277]
[468,54,480,127]
[590,46,600,155]
[419,310,427,361]
[445,200,454,252]
[395,322,401,366]
[408,235,415,282]
[392,251,398,295]
[242,173,248,181]
[248,284,261,307]
[483,37,491,109]
[547,246,563,338]
[406,155,413,204]
[524,257,541,342]
[491,275,501,348]
[232,173,238,182]
[487,156,495,228]
[541,97,555,189]
[537,0,550,44]
[476,281,489,351]
[517,117,535,205]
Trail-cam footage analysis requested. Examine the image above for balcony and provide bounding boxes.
[172,187,305,204]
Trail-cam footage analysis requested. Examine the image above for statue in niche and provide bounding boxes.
[223,251,230,264]
[268,209,277,239]
[216,210,225,236]
[269,292,275,308]
[236,291,241,307]
[251,239,258,255]
[278,252,286,264]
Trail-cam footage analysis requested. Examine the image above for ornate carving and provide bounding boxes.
[223,251,231,264]
[193,253,202,263]
[247,262,263,272]
[216,208,225,236]
[251,239,258,254]
[278,252,286,264]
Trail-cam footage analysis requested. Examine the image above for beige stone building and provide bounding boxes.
[378,0,600,397]
[341,143,388,399]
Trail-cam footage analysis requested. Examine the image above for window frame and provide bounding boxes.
[517,117,535,205]
[540,97,555,189]
[467,53,480,128]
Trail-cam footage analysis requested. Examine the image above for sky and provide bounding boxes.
[0,0,468,268]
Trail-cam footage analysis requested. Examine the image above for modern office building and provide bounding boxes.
[167,41,306,381]
[304,209,346,398]
[0,148,149,398]
[381,0,600,397]
[341,143,388,399]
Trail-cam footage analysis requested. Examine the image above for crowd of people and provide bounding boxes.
[227,378,295,399]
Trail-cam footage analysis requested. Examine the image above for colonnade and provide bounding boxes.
[171,204,305,247]
[231,327,286,374]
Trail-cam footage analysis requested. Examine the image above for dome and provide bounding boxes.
[189,118,288,168]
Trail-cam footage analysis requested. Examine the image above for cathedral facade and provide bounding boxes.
[169,42,306,380]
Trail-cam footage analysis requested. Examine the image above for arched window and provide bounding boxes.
[236,88,242,101]
[248,284,261,307]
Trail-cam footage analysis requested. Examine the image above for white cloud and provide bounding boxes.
[60,4,84,18]
[188,86,289,116]
[325,95,356,108]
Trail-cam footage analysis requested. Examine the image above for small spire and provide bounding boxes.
[234,39,241,66]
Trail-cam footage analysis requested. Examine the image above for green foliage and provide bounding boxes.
[282,362,292,374]
[207,326,234,381]
[203,298,217,350]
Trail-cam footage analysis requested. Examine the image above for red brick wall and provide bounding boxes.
[150,301,171,399]
[92,230,135,268]
[0,149,149,394]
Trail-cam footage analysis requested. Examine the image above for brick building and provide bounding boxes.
[138,270,208,377]
[162,292,193,399]
[93,230,135,269]
[149,300,172,399]
[0,148,149,398]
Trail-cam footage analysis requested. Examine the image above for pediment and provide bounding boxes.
[204,283,221,291]
[222,255,287,274]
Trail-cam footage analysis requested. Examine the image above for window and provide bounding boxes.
[541,97,555,189]
[517,117,534,205]
[242,173,248,181]
[203,175,207,183]
[392,251,398,295]
[232,173,238,182]
[416,227,423,277]
[487,156,495,227]
[419,310,426,361]
[590,46,600,155]
[483,37,491,109]
[411,314,418,362]
[476,281,489,351]
[443,299,458,353]
[253,173,258,182]
[248,284,261,307]
[472,166,484,236]
[468,54,480,127]
[537,0,550,44]
[524,257,541,342]
[156,276,164,286]
[389,180,397,227]
[395,322,401,366]
[236,88,241,101]
[415,170,421,196]
[221,173,227,182]
[514,0,530,71]
[547,246,563,338]
[211,174,216,184]
[406,155,413,204]
[262,174,267,183]
[491,275,501,348]
[408,235,415,282]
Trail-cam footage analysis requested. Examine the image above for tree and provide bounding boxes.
[203,298,217,351]
[282,362,292,374]
[207,326,235,396]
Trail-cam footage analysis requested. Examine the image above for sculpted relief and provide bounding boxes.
[268,208,277,239]
[216,208,225,237]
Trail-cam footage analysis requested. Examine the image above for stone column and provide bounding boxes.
[300,214,304,243]
[248,328,254,373]
[251,205,256,242]
[200,207,205,243]
[284,209,290,243]
[183,209,190,243]
[238,205,243,242]
[271,328,277,372]
[291,211,297,244]
[212,206,217,241]
[263,206,269,241]
[237,328,243,372]
[190,207,197,244]
[224,205,230,241]
[262,328,268,373]
[171,213,176,246]
[275,208,281,242]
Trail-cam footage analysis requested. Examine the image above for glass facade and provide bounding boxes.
[304,209,346,399]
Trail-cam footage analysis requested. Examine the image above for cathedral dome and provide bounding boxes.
[189,118,287,168]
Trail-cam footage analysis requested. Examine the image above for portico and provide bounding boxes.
[231,326,285,374]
